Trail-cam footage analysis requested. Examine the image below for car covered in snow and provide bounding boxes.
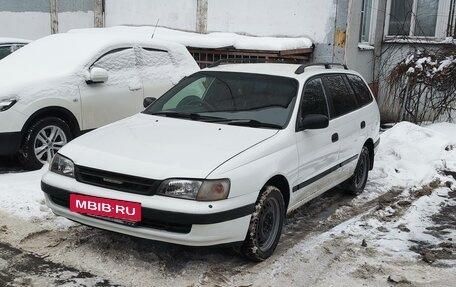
[0,32,199,169]
[0,37,30,60]
[41,62,380,261]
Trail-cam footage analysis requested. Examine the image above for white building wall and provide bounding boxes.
[104,0,197,31]
[0,11,50,40]
[206,0,336,43]
[58,11,95,33]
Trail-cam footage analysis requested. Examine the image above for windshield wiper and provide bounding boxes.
[151,111,225,122]
[225,119,283,129]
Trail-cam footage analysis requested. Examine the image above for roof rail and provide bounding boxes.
[294,63,349,74]
[208,58,298,68]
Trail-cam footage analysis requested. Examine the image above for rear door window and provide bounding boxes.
[346,74,373,106]
[322,74,359,118]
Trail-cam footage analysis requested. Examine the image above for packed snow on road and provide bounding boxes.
[0,121,455,286]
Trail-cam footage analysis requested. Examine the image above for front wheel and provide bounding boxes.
[241,186,285,261]
[19,117,72,170]
[344,146,370,195]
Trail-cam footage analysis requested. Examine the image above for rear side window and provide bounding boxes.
[347,74,373,106]
[300,78,329,117]
[322,75,359,118]
[0,46,12,60]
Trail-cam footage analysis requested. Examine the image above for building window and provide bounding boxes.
[387,0,439,37]
[360,0,373,42]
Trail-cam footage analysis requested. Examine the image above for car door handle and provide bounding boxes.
[331,133,339,143]
[360,121,366,129]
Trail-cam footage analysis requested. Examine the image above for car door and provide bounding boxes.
[80,47,143,130]
[293,77,340,203]
[321,74,363,179]
[136,47,176,99]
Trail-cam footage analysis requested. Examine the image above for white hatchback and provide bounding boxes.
[0,32,198,169]
[42,62,380,261]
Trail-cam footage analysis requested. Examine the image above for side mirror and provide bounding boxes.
[87,67,108,84]
[300,114,329,130]
[143,97,157,108]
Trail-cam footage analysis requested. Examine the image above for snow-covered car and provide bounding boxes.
[0,37,30,60]
[41,62,380,261]
[0,32,198,169]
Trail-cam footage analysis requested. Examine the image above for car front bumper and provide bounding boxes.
[41,172,256,246]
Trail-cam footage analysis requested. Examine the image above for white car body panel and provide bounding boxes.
[60,113,278,180]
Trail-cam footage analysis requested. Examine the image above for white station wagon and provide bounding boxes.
[42,62,380,261]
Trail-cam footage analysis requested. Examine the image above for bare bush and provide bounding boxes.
[385,46,456,123]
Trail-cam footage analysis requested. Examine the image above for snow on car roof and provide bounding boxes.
[69,26,313,51]
[0,37,31,44]
[0,32,195,92]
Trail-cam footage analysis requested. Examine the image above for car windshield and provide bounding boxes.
[144,71,298,129]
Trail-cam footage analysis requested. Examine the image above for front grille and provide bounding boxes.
[75,165,161,195]
[49,195,191,234]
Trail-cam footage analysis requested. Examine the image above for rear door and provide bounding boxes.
[321,74,363,178]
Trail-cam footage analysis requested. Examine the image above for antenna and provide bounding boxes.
[151,19,160,39]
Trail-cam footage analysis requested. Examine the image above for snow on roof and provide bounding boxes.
[0,37,31,44]
[69,26,314,51]
[0,32,195,93]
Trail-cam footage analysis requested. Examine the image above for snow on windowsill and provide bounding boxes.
[358,43,375,51]
[384,36,455,45]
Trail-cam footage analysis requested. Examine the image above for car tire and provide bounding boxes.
[19,117,72,170]
[241,185,285,261]
[344,146,370,195]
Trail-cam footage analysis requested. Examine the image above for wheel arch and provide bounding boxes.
[265,174,291,211]
[363,138,374,170]
[21,106,81,139]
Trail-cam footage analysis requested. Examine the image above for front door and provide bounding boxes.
[294,77,340,204]
[80,47,144,130]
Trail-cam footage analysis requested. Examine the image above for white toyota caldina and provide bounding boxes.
[42,62,380,261]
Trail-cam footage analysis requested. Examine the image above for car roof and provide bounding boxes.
[202,63,360,81]
[0,37,31,45]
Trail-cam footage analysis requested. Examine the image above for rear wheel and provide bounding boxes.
[344,146,370,195]
[241,186,285,261]
[19,117,72,170]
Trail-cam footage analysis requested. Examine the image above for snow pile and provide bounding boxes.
[0,165,50,219]
[69,26,314,51]
[367,122,455,196]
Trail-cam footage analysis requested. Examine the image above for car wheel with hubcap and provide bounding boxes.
[241,185,285,261]
[344,146,370,195]
[19,117,72,170]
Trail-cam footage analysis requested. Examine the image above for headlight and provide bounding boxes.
[0,97,18,112]
[50,153,75,178]
[157,179,230,201]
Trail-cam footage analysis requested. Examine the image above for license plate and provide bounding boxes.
[69,194,142,222]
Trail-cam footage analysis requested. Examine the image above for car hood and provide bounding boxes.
[60,113,279,179]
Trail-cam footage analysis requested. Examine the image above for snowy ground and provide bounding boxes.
[0,122,455,286]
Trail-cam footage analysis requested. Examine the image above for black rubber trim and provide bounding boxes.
[292,154,358,192]
[41,181,255,225]
[374,138,380,148]
[0,132,23,156]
